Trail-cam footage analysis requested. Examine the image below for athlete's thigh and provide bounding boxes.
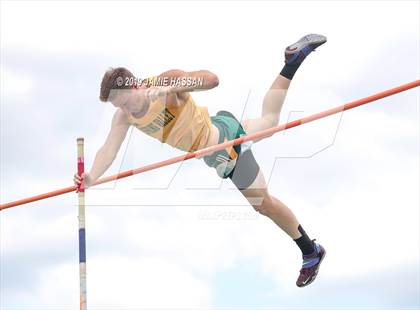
[241,117,274,143]
[227,147,269,206]
[241,118,264,135]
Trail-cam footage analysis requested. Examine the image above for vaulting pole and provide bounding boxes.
[0,79,419,210]
[77,138,87,310]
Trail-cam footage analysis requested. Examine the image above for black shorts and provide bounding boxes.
[227,148,260,190]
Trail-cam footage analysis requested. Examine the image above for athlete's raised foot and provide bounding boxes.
[296,241,326,287]
[285,34,327,65]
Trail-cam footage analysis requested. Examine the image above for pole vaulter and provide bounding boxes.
[1,79,419,211]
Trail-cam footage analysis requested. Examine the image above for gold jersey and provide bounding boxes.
[127,93,213,152]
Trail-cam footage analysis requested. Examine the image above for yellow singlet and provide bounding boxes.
[127,93,213,152]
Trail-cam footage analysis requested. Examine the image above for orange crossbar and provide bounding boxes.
[1,80,419,210]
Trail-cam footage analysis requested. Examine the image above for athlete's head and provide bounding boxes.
[100,67,134,102]
[99,67,148,111]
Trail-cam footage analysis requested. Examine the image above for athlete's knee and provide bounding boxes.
[251,191,274,216]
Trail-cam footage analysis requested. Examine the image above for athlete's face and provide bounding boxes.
[111,88,147,114]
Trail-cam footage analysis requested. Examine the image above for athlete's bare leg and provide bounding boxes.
[241,34,327,142]
[235,75,298,237]
[241,75,290,141]
[238,34,327,287]
[239,168,301,239]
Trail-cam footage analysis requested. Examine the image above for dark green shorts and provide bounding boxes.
[203,110,260,190]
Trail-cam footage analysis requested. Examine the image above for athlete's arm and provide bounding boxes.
[74,109,130,188]
[158,69,219,92]
[145,69,219,106]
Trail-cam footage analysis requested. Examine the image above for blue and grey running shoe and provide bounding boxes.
[296,241,326,287]
[285,34,327,65]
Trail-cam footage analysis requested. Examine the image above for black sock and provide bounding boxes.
[280,62,302,80]
[293,225,315,255]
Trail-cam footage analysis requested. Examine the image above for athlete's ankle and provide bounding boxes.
[280,63,301,80]
[293,225,315,255]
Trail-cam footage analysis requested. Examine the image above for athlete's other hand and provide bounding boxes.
[73,172,92,192]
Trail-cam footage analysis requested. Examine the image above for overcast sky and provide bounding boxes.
[1,1,419,309]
